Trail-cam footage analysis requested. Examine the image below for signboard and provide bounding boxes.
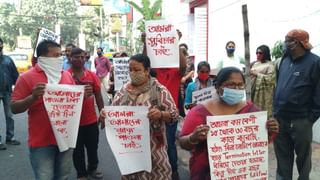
[34,28,60,57]
[192,87,216,104]
[145,20,179,68]
[113,57,130,91]
[105,106,152,175]
[207,111,268,180]
[43,84,84,152]
[17,36,32,49]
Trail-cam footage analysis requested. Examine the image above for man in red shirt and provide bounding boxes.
[11,40,92,180]
[68,47,104,180]
[142,30,186,180]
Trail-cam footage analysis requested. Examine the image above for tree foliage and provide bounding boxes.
[0,0,85,50]
[0,1,133,53]
[19,0,80,46]
[81,6,104,53]
[0,3,21,50]
[271,40,284,60]
[125,0,162,32]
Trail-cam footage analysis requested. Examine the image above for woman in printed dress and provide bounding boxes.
[179,67,279,180]
[111,54,181,180]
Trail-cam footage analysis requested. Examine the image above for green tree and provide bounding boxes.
[124,0,162,53]
[81,6,104,53]
[0,3,21,50]
[125,0,162,32]
[271,40,284,60]
[19,0,80,46]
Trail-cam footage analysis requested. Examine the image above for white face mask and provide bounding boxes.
[37,56,63,84]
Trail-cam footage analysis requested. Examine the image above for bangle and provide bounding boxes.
[160,111,163,120]
[188,134,198,145]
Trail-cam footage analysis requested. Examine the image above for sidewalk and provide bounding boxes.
[177,142,320,179]
[268,142,320,179]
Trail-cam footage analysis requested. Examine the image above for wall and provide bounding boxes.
[208,0,320,67]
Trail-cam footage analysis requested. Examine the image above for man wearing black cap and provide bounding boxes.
[273,29,320,180]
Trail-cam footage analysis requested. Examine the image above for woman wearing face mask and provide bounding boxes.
[250,45,275,118]
[217,41,245,71]
[184,61,214,110]
[103,54,181,180]
[179,67,279,180]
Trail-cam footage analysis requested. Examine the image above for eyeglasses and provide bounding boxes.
[256,51,263,55]
[222,82,245,89]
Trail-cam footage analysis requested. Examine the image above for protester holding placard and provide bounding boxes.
[179,67,279,180]
[68,47,104,179]
[142,28,187,180]
[109,54,181,179]
[10,40,77,180]
[107,52,130,97]
[184,61,215,110]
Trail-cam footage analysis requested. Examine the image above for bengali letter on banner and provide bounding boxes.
[43,84,84,152]
[145,20,179,68]
[207,111,268,180]
[105,106,151,175]
[113,57,130,91]
[34,28,60,57]
[192,87,217,104]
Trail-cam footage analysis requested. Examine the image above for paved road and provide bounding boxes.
[1,97,320,180]
[0,95,189,180]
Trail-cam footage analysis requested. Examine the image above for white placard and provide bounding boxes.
[43,84,84,152]
[105,106,151,175]
[207,111,268,180]
[113,57,130,91]
[192,87,216,104]
[34,28,60,57]
[145,20,179,68]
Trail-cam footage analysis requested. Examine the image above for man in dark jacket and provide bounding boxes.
[0,38,20,150]
[273,29,320,180]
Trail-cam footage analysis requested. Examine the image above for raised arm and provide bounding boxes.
[11,83,46,114]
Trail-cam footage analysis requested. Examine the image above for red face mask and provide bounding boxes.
[198,72,209,81]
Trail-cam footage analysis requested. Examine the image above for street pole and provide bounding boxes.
[116,32,119,52]
[18,0,22,35]
[242,4,252,101]
[108,15,112,52]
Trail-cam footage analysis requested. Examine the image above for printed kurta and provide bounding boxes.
[112,78,180,180]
